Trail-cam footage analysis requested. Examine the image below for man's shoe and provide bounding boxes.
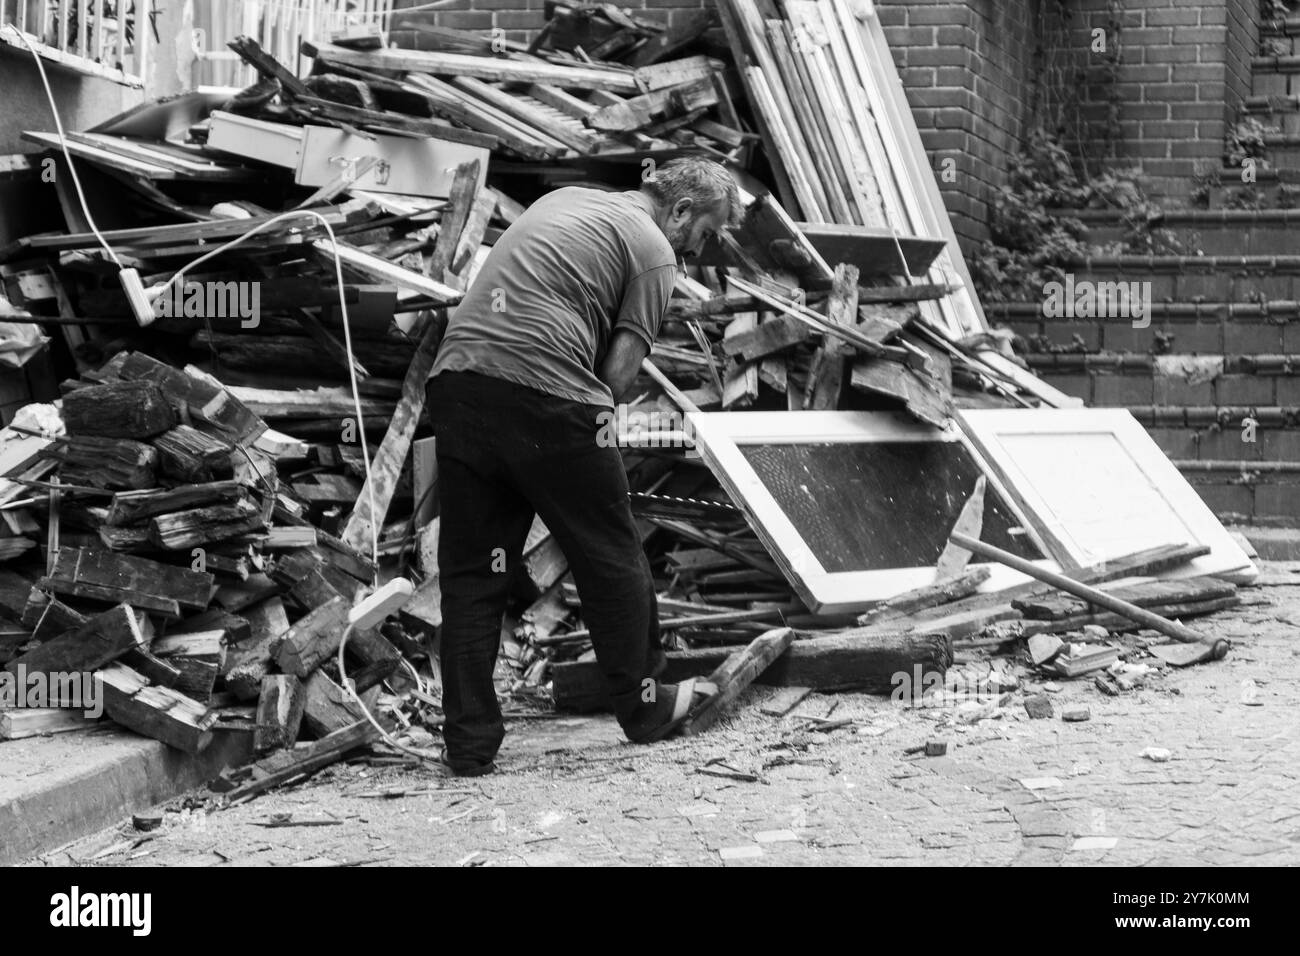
[440,747,496,777]
[624,678,719,744]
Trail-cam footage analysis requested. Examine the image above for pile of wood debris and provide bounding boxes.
[0,3,1253,791]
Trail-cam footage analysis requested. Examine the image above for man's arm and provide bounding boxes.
[599,329,650,402]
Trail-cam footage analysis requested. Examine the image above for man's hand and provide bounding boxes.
[599,329,650,402]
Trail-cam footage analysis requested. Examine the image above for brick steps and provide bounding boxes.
[1024,354,1300,408]
[988,300,1300,354]
[1043,255,1300,302]
[1056,207,1300,254]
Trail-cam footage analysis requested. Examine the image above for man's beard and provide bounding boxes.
[664,221,690,256]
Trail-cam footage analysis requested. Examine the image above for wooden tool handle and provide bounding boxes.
[950,532,1228,657]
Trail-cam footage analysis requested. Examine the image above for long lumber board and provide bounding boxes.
[302,41,641,93]
[340,321,441,556]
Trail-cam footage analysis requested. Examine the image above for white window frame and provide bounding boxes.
[687,410,1058,614]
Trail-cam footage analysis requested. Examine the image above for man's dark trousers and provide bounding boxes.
[427,370,664,768]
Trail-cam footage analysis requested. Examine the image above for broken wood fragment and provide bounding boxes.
[275,595,350,678]
[4,603,148,675]
[98,663,217,753]
[62,381,175,439]
[255,674,306,752]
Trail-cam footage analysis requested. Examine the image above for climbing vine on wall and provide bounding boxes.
[971,0,1175,305]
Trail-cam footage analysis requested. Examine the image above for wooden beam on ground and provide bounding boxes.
[215,720,378,801]
[552,627,953,711]
[682,626,796,735]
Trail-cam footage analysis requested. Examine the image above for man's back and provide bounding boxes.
[430,186,677,407]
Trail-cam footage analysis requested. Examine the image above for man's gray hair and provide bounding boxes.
[642,157,744,228]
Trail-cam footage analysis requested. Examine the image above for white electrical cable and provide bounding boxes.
[337,624,442,767]
[2,24,382,573]
[11,20,436,760]
[4,25,123,269]
[144,210,382,574]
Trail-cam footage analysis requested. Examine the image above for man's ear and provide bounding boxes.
[671,197,694,222]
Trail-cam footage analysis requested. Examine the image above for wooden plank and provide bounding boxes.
[113,352,266,446]
[722,312,759,409]
[98,663,216,753]
[289,95,498,149]
[1020,596,1240,638]
[311,238,462,304]
[527,83,597,120]
[275,595,350,678]
[587,76,718,132]
[452,78,596,153]
[426,160,480,281]
[851,352,952,428]
[43,435,156,490]
[106,481,243,526]
[0,709,97,739]
[682,626,796,734]
[149,497,266,551]
[215,720,378,800]
[758,685,812,717]
[799,223,948,278]
[39,547,213,616]
[1013,576,1237,621]
[255,674,306,752]
[635,55,722,91]
[405,75,564,160]
[806,263,859,410]
[229,34,310,96]
[302,41,640,92]
[855,566,992,626]
[4,604,148,676]
[340,322,441,557]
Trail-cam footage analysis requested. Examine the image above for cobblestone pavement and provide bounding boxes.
[32,568,1300,867]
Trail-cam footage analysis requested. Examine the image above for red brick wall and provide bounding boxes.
[391,0,1259,240]
[1038,0,1259,202]
[875,0,1037,250]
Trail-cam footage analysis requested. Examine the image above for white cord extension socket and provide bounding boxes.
[118,268,158,327]
[348,577,415,631]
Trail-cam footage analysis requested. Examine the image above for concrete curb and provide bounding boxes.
[0,724,252,865]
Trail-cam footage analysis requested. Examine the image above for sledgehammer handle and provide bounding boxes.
[950,532,1228,657]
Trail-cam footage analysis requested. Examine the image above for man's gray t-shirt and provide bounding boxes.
[429,186,678,407]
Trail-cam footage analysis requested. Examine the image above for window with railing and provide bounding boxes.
[0,0,154,87]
